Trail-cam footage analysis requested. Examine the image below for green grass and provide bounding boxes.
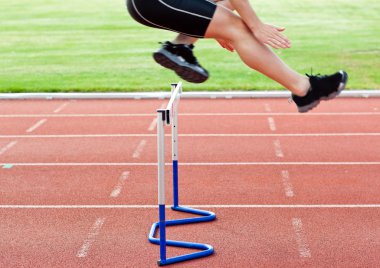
[0,0,379,92]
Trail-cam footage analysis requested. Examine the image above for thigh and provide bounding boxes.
[204,5,248,40]
[126,0,217,38]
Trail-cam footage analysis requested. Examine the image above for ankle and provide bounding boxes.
[292,77,310,97]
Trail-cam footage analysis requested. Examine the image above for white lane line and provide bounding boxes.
[77,217,106,258]
[2,133,380,138]
[53,102,70,113]
[26,119,47,133]
[264,103,272,112]
[132,140,147,158]
[110,171,130,198]
[281,170,294,198]
[292,218,311,258]
[3,162,380,166]
[273,139,284,157]
[148,118,158,132]
[1,112,380,118]
[1,204,380,209]
[149,103,166,132]
[0,141,17,155]
[268,117,277,131]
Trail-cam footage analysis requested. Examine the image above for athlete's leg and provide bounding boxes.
[205,6,310,96]
[170,0,233,46]
[153,0,233,83]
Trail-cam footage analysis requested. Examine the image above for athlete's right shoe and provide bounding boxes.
[291,70,348,113]
[153,41,209,83]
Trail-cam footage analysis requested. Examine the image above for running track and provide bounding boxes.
[0,98,380,267]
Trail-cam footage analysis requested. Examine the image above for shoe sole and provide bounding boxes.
[298,70,348,113]
[153,50,208,84]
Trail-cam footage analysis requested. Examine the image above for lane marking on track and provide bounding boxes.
[53,102,70,113]
[273,139,284,157]
[148,118,158,131]
[148,103,166,132]
[267,117,277,131]
[281,170,294,197]
[292,218,311,258]
[132,140,147,158]
[264,103,272,112]
[110,171,130,198]
[77,217,106,258]
[3,132,380,138]
[26,119,47,133]
[1,204,380,209]
[1,112,380,118]
[3,165,13,169]
[0,141,17,156]
[3,162,380,166]
[2,164,13,169]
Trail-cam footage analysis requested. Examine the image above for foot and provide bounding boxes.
[153,41,209,83]
[292,70,348,113]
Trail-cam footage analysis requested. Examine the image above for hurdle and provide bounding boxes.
[148,82,216,266]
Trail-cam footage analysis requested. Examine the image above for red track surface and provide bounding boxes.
[1,98,380,267]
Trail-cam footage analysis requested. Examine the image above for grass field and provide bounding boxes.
[1,0,379,92]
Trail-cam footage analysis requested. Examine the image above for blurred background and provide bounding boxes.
[0,0,379,92]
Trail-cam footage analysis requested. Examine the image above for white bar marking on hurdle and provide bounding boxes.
[273,139,284,157]
[292,218,311,258]
[53,102,70,113]
[132,140,147,158]
[281,170,294,197]
[77,217,105,258]
[26,119,47,133]
[264,103,272,112]
[157,113,166,205]
[268,117,277,131]
[110,171,130,198]
[1,204,380,209]
[0,141,17,155]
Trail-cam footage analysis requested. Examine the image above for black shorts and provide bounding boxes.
[126,0,217,38]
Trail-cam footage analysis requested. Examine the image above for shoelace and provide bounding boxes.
[176,45,198,65]
[160,42,199,64]
[306,68,325,80]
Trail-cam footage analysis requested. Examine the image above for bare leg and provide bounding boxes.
[171,35,197,45]
[205,6,310,96]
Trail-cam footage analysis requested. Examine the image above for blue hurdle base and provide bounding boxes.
[148,205,216,266]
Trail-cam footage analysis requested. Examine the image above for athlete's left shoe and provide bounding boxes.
[153,41,209,83]
[291,70,348,113]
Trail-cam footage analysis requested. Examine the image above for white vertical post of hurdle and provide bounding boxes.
[171,83,181,208]
[157,109,166,261]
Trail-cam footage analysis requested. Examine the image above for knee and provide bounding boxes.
[206,7,251,42]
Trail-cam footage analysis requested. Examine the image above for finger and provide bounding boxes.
[273,32,291,47]
[272,24,285,32]
[269,38,287,49]
[216,40,226,48]
[266,40,280,49]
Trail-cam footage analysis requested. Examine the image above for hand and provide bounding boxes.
[216,39,235,52]
[253,23,291,49]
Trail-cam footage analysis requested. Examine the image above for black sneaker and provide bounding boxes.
[292,70,348,113]
[153,41,209,83]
